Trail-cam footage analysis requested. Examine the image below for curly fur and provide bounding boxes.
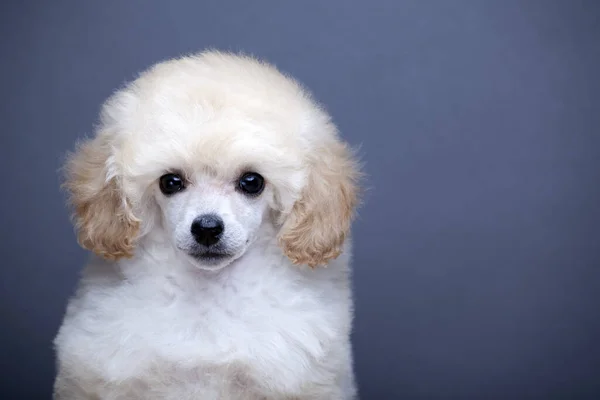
[279,140,359,267]
[54,51,361,400]
[63,136,140,260]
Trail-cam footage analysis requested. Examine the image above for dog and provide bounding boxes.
[53,51,361,399]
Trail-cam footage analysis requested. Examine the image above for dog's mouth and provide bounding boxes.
[188,249,233,264]
[177,241,242,270]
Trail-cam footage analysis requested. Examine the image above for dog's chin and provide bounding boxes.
[185,251,237,272]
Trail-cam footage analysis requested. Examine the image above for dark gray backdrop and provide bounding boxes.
[1,0,599,398]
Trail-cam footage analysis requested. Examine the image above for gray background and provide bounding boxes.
[1,0,599,398]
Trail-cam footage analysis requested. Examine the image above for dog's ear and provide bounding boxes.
[63,133,140,260]
[278,138,360,267]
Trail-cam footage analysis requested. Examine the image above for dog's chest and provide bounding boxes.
[83,264,338,388]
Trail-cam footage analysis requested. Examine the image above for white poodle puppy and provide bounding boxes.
[53,51,361,400]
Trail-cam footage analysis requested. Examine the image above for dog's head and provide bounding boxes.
[64,52,360,270]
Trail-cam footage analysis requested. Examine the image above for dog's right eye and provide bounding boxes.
[159,173,185,195]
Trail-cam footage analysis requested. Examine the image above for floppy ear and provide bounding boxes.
[63,134,140,260]
[278,139,360,267]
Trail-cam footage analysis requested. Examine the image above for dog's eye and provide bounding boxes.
[159,173,185,195]
[238,172,265,196]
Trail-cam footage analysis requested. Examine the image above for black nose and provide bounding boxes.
[191,214,224,247]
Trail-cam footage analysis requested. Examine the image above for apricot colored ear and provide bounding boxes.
[63,135,139,260]
[278,140,359,267]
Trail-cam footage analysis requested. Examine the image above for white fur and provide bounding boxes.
[54,51,358,399]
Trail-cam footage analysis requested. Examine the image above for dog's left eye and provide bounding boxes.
[159,173,185,195]
[238,172,265,196]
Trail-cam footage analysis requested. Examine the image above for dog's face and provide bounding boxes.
[64,52,360,269]
[154,168,270,270]
[156,171,268,269]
